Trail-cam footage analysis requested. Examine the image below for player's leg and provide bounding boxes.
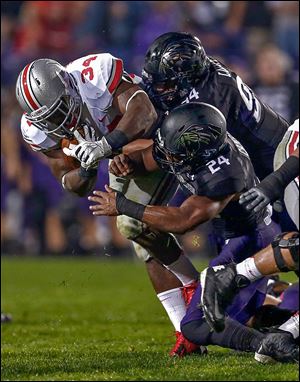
[277,311,299,341]
[199,219,280,331]
[109,168,201,355]
[200,231,299,332]
[181,281,298,363]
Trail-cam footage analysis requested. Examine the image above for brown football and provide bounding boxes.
[61,137,81,170]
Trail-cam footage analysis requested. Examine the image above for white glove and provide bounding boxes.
[82,124,97,142]
[63,130,112,169]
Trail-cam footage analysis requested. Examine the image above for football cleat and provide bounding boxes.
[200,264,250,332]
[169,331,207,357]
[182,280,199,306]
[255,332,299,364]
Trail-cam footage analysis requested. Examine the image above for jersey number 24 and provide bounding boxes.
[206,155,230,174]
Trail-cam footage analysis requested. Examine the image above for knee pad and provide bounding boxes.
[116,215,183,264]
[116,215,150,261]
[272,232,299,272]
[132,242,152,262]
[116,215,144,241]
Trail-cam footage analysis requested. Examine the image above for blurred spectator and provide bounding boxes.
[1,87,27,253]
[252,44,299,123]
[267,1,299,64]
[12,1,90,62]
[71,1,107,55]
[179,1,246,59]
[102,1,138,63]
[132,2,181,72]
[225,1,274,59]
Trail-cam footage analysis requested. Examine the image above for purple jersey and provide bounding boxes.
[153,58,290,180]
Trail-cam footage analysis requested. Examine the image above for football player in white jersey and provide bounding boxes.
[16,53,201,356]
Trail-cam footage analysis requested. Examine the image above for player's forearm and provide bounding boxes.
[106,95,157,151]
[62,168,97,197]
[116,195,210,234]
[142,206,209,234]
[127,147,158,174]
[259,153,299,201]
[110,144,158,178]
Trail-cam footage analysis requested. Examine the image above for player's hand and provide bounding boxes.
[239,186,270,213]
[82,124,97,142]
[63,130,112,169]
[109,154,134,177]
[88,185,119,216]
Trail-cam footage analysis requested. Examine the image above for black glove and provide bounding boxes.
[240,155,299,213]
[239,186,273,213]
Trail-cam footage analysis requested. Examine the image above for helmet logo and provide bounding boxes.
[176,130,201,153]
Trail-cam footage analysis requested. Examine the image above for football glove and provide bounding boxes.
[239,186,272,213]
[63,130,112,169]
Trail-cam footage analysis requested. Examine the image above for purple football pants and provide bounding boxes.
[181,220,281,327]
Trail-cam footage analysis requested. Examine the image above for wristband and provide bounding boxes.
[105,130,129,151]
[116,192,145,220]
[79,166,97,179]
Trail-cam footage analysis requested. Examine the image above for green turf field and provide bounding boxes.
[1,256,299,381]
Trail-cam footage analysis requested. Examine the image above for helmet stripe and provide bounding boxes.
[21,63,40,110]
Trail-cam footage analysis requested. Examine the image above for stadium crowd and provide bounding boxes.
[1,1,299,257]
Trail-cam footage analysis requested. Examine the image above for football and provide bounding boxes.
[61,136,81,170]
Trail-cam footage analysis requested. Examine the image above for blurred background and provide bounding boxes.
[1,1,299,259]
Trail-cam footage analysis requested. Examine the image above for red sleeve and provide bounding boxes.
[106,58,124,94]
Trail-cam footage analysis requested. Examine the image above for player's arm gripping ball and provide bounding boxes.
[61,136,81,170]
[62,131,112,169]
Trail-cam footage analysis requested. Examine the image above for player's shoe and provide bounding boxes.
[1,312,12,323]
[182,280,199,306]
[255,332,299,364]
[200,264,250,332]
[169,331,207,357]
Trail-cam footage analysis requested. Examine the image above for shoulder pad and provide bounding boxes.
[20,114,59,152]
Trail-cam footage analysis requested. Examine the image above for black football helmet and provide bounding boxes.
[142,32,209,110]
[153,102,228,175]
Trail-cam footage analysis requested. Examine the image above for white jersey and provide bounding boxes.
[20,53,141,153]
[287,118,299,145]
[286,118,299,188]
[274,118,299,228]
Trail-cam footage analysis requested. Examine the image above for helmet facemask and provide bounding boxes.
[25,73,83,139]
[153,143,195,175]
[142,69,194,111]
